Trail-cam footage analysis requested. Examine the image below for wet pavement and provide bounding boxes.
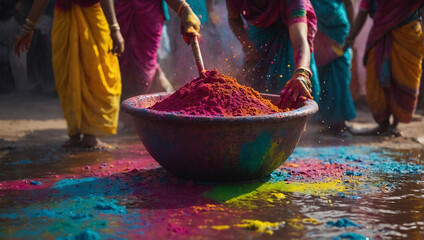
[1,138,423,239]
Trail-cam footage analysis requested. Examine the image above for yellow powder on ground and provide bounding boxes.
[211,225,230,230]
[224,179,345,207]
[234,219,285,235]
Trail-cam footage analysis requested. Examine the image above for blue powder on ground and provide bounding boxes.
[332,232,372,240]
[51,177,133,198]
[269,171,290,182]
[53,178,98,188]
[344,171,363,177]
[290,146,423,175]
[57,229,100,240]
[337,192,362,199]
[327,218,362,228]
[4,159,33,165]
[0,196,126,239]
[30,181,43,185]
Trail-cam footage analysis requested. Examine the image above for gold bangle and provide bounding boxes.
[294,67,313,80]
[293,72,312,90]
[22,27,34,33]
[177,2,189,18]
[22,23,34,32]
[294,71,309,80]
[26,18,37,27]
[109,23,120,32]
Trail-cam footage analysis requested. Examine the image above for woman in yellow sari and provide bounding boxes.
[14,0,124,148]
[345,0,424,136]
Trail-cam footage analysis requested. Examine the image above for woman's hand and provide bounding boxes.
[279,73,312,109]
[180,7,201,44]
[110,30,124,56]
[14,30,34,57]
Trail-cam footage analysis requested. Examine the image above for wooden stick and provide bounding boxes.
[190,37,205,77]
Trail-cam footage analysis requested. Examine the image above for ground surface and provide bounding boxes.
[0,93,423,239]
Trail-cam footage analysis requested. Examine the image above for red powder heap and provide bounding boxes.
[149,69,285,117]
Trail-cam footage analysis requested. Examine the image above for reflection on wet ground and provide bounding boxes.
[0,143,423,239]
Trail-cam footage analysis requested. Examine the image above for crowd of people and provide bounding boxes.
[9,0,424,148]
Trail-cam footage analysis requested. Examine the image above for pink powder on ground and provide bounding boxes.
[149,69,287,116]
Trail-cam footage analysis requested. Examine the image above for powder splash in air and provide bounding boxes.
[149,69,287,116]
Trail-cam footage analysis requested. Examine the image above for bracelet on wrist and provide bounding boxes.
[294,67,313,80]
[293,72,312,91]
[22,23,35,32]
[25,18,37,27]
[109,23,120,32]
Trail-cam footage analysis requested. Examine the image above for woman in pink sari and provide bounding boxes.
[115,0,201,101]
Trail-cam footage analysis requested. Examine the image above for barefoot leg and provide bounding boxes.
[81,134,112,150]
[62,134,81,148]
[389,118,403,137]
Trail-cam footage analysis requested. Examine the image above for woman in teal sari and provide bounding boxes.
[225,0,319,109]
[311,0,356,136]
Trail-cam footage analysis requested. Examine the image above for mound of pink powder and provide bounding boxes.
[149,69,286,117]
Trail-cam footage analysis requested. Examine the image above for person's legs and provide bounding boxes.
[388,117,402,137]
[81,134,111,149]
[62,134,81,148]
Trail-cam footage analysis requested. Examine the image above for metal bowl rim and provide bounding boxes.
[121,92,318,123]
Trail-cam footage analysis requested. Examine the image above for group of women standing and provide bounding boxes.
[14,0,424,148]
[14,0,201,148]
[225,0,423,137]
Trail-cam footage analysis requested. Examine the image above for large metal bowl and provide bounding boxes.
[121,93,318,181]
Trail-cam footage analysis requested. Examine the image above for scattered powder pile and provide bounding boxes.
[149,69,286,116]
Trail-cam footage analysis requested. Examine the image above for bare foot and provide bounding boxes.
[388,126,403,137]
[62,135,81,148]
[81,134,112,150]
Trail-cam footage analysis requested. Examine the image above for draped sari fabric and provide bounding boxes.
[52,3,121,137]
[361,0,424,123]
[226,0,320,99]
[311,0,356,124]
[115,0,166,99]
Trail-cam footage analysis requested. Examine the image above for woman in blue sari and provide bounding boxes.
[311,0,356,136]
[225,0,319,109]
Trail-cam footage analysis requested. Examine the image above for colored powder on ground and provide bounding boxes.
[53,178,98,189]
[332,232,372,240]
[203,179,345,206]
[211,225,230,230]
[234,219,284,235]
[149,69,286,116]
[327,218,362,228]
[274,159,362,182]
[0,196,125,238]
[167,223,189,234]
[57,229,101,240]
[4,159,32,165]
[30,181,43,185]
[291,146,423,175]
[288,218,320,230]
